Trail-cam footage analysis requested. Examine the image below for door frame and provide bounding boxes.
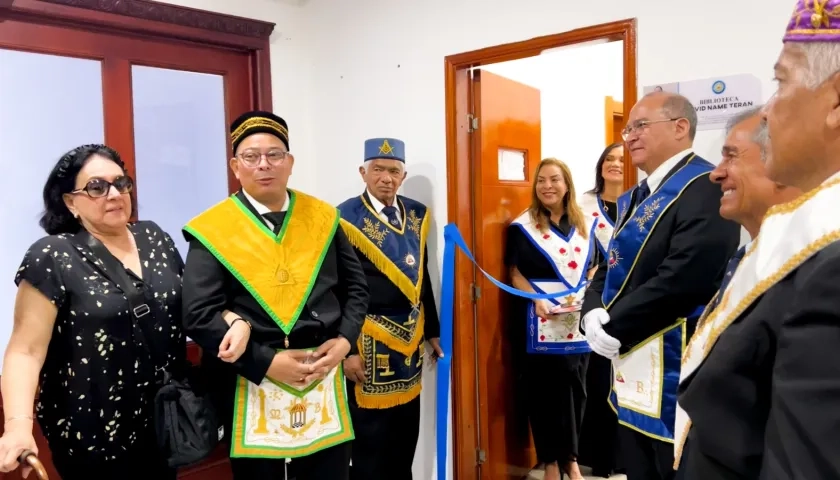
[605,95,626,145]
[0,0,275,181]
[0,2,273,478]
[443,19,638,479]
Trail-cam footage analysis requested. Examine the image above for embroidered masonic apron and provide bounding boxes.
[674,173,840,465]
[338,194,430,408]
[603,156,711,442]
[511,212,591,354]
[184,190,355,458]
[580,191,615,258]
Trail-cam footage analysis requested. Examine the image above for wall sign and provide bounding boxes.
[643,74,762,131]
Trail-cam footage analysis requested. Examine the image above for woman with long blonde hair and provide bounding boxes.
[504,158,601,480]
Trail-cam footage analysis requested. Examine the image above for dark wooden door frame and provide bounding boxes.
[1,0,274,109]
[443,19,638,479]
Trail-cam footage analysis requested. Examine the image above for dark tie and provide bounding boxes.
[382,206,401,227]
[708,245,747,312]
[634,179,650,206]
[262,212,285,234]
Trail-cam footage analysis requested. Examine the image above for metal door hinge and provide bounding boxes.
[467,114,479,132]
[477,448,486,464]
[471,283,481,301]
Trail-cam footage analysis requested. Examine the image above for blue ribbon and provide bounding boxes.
[436,223,586,479]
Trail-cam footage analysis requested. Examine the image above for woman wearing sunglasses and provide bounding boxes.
[0,145,247,478]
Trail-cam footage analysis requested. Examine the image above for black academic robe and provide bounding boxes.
[582,155,741,352]
[678,240,840,480]
[181,190,370,444]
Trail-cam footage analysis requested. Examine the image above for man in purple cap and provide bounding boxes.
[674,1,840,478]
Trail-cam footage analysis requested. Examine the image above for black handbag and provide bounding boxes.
[76,231,221,468]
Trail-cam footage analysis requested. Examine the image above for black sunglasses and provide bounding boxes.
[72,176,134,198]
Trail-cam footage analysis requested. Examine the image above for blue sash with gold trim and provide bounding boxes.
[338,194,430,408]
[602,156,712,442]
[356,311,425,408]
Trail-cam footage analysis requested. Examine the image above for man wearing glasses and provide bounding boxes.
[181,110,369,479]
[581,92,740,480]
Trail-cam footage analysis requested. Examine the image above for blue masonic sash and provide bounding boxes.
[338,194,430,408]
[603,155,712,442]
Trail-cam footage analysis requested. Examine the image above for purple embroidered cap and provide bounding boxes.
[784,0,840,42]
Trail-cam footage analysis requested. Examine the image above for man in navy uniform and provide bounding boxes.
[580,92,740,480]
[338,138,442,479]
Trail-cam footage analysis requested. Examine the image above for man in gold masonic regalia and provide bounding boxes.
[338,138,442,479]
[181,111,370,480]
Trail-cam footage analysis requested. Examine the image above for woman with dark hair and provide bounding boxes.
[505,158,602,480]
[0,145,248,478]
[577,142,625,478]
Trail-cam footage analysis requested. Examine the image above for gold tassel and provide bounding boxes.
[355,380,423,409]
[359,309,425,356]
[339,219,423,304]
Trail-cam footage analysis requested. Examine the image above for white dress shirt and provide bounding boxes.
[642,148,694,192]
[366,190,402,226]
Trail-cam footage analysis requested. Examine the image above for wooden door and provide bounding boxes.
[0,3,268,477]
[470,69,542,479]
[604,96,625,145]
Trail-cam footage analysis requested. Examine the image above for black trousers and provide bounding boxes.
[578,353,620,474]
[51,441,175,480]
[619,425,675,480]
[523,352,589,465]
[230,442,351,480]
[348,389,421,480]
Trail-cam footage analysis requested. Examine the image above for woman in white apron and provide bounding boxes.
[577,142,625,478]
[505,158,602,480]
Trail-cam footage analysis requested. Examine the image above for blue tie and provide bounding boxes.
[382,206,401,227]
[635,179,650,206]
[708,245,747,312]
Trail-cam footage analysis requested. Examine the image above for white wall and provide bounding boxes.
[481,40,624,193]
[158,0,319,193]
[155,0,790,477]
[297,1,790,478]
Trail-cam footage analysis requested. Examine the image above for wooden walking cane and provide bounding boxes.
[18,450,48,480]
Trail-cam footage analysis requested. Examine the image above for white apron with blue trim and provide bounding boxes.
[580,192,615,258]
[511,211,592,354]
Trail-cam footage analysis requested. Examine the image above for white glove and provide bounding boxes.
[583,308,621,358]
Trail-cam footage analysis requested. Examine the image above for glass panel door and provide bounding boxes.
[0,49,105,369]
[131,65,229,260]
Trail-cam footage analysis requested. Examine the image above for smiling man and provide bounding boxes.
[337,138,441,480]
[580,92,740,480]
[674,106,801,479]
[711,107,800,239]
[674,1,840,477]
